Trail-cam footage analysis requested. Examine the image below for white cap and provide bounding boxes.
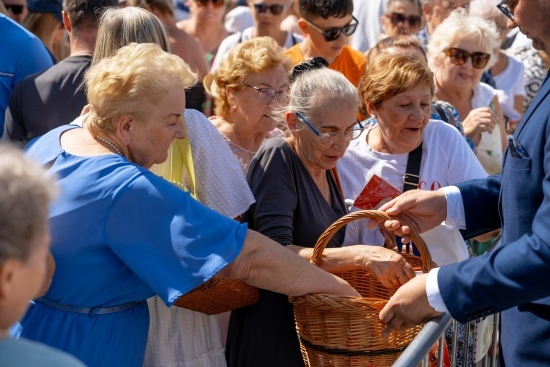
[224,5,254,33]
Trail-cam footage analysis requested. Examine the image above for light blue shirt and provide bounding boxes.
[0,337,86,367]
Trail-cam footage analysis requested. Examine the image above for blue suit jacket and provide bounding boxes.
[438,74,550,366]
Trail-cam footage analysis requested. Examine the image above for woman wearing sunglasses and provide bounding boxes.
[225,58,414,367]
[176,0,229,70]
[211,0,303,72]
[380,0,423,38]
[2,0,28,23]
[427,9,507,175]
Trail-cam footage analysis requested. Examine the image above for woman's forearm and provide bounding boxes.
[288,244,416,289]
[218,230,360,297]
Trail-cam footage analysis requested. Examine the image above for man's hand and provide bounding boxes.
[368,190,448,244]
[379,274,441,337]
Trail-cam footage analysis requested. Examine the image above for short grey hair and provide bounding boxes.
[285,68,359,126]
[469,0,506,23]
[427,8,499,72]
[0,145,57,264]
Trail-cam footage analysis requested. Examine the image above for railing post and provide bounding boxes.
[392,313,452,367]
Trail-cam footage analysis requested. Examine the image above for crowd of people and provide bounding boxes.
[1,0,550,366]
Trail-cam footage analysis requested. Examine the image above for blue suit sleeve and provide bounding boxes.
[455,175,501,239]
[439,117,550,322]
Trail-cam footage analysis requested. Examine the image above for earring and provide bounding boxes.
[230,105,237,112]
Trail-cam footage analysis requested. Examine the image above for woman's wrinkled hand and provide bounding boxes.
[361,246,416,289]
[462,107,498,146]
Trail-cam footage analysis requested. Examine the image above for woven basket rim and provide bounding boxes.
[311,209,433,273]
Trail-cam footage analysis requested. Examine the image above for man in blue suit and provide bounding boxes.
[376,0,550,365]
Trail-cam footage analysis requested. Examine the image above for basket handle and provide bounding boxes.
[312,210,433,273]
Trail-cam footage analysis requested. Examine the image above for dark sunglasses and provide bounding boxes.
[253,3,286,15]
[443,48,491,69]
[196,0,224,8]
[4,4,25,14]
[387,12,422,28]
[302,15,359,42]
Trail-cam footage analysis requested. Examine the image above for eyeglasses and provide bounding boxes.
[295,112,364,145]
[253,3,286,15]
[301,15,359,42]
[386,12,422,28]
[4,4,25,14]
[497,0,515,23]
[245,84,289,102]
[443,48,491,69]
[196,0,225,8]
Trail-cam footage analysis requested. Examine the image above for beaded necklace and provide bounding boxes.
[95,135,123,156]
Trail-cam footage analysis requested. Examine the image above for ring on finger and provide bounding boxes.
[391,279,399,284]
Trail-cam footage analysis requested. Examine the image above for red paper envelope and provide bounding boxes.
[353,174,402,210]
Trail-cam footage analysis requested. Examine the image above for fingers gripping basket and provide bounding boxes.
[289,210,436,367]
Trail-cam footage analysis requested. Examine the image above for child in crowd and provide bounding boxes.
[284,0,366,87]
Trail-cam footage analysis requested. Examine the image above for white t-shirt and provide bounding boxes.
[472,82,503,175]
[210,27,304,72]
[350,0,384,53]
[337,120,488,266]
[224,5,253,33]
[494,54,526,120]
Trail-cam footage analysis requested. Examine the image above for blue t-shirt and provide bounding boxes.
[21,125,247,367]
[0,14,52,136]
[0,337,86,367]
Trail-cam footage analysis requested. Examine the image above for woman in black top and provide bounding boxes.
[226,58,416,367]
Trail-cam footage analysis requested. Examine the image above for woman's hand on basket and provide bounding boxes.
[362,247,416,289]
[379,274,441,337]
[368,190,447,245]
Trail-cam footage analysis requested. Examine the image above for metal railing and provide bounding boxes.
[393,313,500,367]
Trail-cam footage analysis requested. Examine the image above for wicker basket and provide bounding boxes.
[166,179,259,315]
[173,277,259,315]
[290,210,436,366]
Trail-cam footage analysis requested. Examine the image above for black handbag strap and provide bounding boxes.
[433,103,448,123]
[403,142,423,192]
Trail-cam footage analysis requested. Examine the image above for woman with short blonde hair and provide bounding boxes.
[206,36,293,173]
[20,42,358,367]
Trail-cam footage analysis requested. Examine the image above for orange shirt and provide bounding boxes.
[284,44,367,87]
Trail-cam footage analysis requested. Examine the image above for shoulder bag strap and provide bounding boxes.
[433,103,448,123]
[403,142,423,192]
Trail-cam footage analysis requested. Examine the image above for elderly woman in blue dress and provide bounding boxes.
[19,43,359,367]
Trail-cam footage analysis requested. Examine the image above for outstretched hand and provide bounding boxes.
[368,190,448,245]
[379,274,441,337]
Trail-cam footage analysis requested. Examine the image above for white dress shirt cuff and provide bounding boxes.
[440,186,466,230]
[426,268,449,313]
